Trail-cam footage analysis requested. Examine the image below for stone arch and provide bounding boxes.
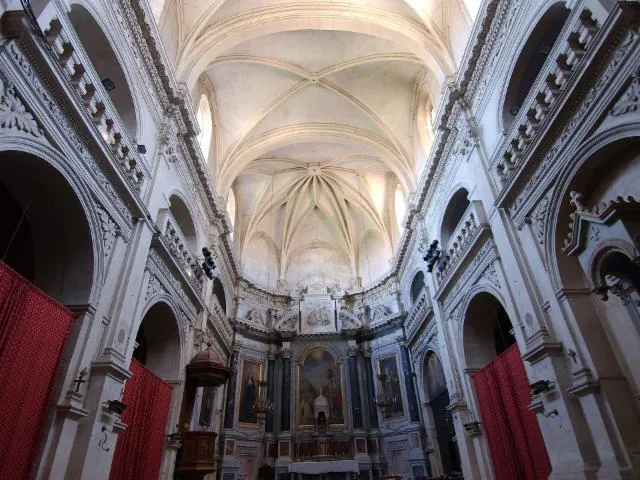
[421,350,460,476]
[409,270,425,304]
[212,277,227,314]
[0,143,99,305]
[196,93,213,164]
[167,192,199,252]
[545,131,640,473]
[460,289,516,371]
[500,1,570,131]
[68,3,141,140]
[440,187,470,248]
[134,298,184,381]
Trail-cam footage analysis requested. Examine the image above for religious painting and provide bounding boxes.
[297,347,345,426]
[237,358,263,425]
[377,354,405,420]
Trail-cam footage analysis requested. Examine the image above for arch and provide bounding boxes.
[440,187,470,247]
[409,270,425,304]
[462,291,516,371]
[212,277,227,314]
[422,351,460,475]
[134,300,183,381]
[501,2,570,131]
[149,0,167,22]
[177,5,455,92]
[68,4,140,139]
[168,193,198,252]
[394,183,406,232]
[196,93,213,163]
[0,147,96,305]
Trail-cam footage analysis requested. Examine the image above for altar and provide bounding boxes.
[288,459,359,474]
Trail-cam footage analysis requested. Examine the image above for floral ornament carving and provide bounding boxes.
[96,203,121,258]
[0,78,42,137]
[528,195,550,244]
[145,274,165,301]
[610,76,640,117]
[480,263,500,290]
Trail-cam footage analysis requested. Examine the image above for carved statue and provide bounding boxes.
[307,306,331,326]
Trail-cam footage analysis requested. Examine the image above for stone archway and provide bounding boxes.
[551,135,640,476]
[0,148,96,479]
[462,291,550,480]
[422,352,460,477]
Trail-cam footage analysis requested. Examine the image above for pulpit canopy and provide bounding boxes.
[186,343,231,386]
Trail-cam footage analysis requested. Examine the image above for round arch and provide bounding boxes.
[134,298,184,381]
[440,187,470,247]
[67,2,142,140]
[167,192,199,252]
[409,270,425,304]
[459,287,516,371]
[0,142,100,304]
[498,1,570,132]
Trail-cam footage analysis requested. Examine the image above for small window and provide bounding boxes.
[410,271,425,304]
[196,94,213,162]
[441,188,470,247]
[394,184,406,232]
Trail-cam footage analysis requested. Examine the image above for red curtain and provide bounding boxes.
[110,358,172,480]
[474,344,551,480]
[0,261,75,479]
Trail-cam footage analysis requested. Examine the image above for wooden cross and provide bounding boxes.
[73,368,87,393]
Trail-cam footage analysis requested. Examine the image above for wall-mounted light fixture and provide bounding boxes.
[201,247,216,280]
[104,399,127,415]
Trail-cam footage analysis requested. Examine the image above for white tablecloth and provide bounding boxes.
[287,460,360,474]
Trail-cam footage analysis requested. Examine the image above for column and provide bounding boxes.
[223,346,240,429]
[363,344,379,430]
[266,354,275,433]
[347,340,363,429]
[280,345,292,432]
[398,339,420,423]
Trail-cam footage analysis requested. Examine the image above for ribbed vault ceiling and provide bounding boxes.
[158,0,477,290]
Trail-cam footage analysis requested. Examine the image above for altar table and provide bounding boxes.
[287,460,359,474]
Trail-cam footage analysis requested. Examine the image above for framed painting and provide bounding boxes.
[237,358,263,425]
[377,354,405,420]
[297,347,345,426]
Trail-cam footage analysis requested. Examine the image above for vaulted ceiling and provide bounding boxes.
[155,0,478,290]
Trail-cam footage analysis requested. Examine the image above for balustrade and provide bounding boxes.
[405,289,431,339]
[495,9,598,183]
[41,14,148,190]
[161,213,203,291]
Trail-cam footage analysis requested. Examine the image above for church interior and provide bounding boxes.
[0,0,639,479]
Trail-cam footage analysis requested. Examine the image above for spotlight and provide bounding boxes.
[104,399,127,415]
[137,144,147,154]
[102,78,116,91]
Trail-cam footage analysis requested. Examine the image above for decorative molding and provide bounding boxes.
[610,75,640,116]
[0,76,42,137]
[96,203,121,259]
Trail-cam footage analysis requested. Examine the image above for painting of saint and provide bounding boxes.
[237,359,263,424]
[378,355,405,420]
[297,347,344,426]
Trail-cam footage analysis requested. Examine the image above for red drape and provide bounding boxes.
[0,261,75,479]
[109,358,172,480]
[474,344,551,480]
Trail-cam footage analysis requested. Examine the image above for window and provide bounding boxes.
[196,94,213,162]
[394,184,406,232]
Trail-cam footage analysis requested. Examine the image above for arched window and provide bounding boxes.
[410,271,425,304]
[196,94,213,162]
[441,188,470,246]
[149,0,166,22]
[503,2,570,130]
[227,188,236,231]
[394,184,406,232]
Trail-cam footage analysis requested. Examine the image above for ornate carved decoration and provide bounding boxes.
[0,77,42,137]
[526,195,550,244]
[610,76,640,116]
[145,274,165,301]
[96,203,121,259]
